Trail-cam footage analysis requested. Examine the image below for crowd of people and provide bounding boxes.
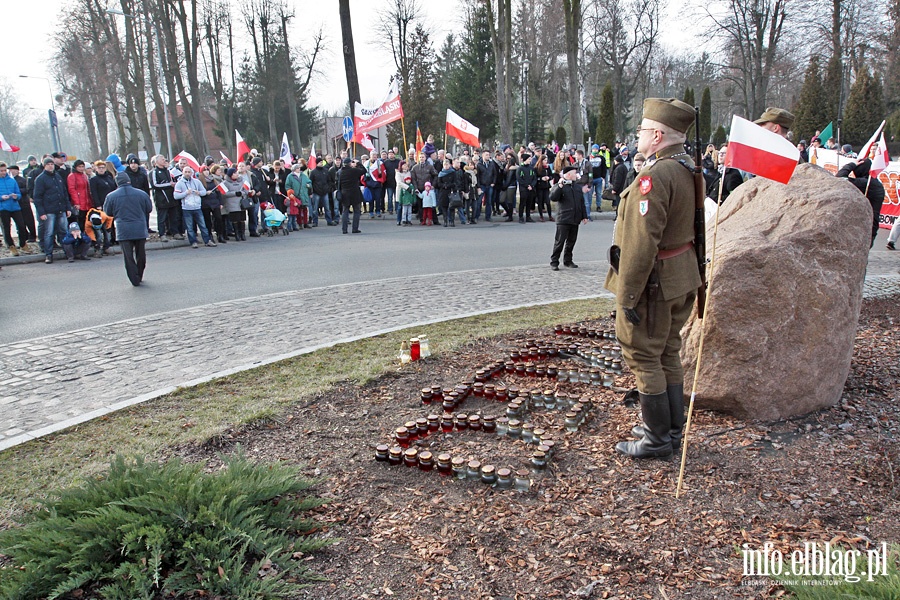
[0,140,638,262]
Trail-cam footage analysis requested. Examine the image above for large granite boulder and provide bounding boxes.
[681,164,871,420]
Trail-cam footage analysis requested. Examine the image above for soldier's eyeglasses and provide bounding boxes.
[635,127,664,136]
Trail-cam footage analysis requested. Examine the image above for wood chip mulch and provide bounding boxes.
[178,296,900,599]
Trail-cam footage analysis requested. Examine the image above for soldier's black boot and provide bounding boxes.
[630,384,685,450]
[616,391,672,458]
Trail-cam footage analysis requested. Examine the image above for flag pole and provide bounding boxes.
[401,117,410,162]
[676,178,725,498]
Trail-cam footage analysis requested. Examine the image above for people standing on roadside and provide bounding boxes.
[836,157,885,248]
[609,154,629,211]
[310,157,334,226]
[174,166,215,249]
[66,160,93,229]
[534,152,553,222]
[624,152,645,189]
[32,157,72,264]
[549,165,588,271]
[220,167,248,241]
[421,181,436,226]
[383,149,400,215]
[606,98,702,460]
[516,152,536,223]
[476,150,496,223]
[103,171,152,285]
[200,165,227,244]
[410,152,437,224]
[339,157,368,234]
[149,155,181,242]
[7,165,36,245]
[286,162,312,229]
[706,144,744,204]
[249,157,270,235]
[396,161,415,226]
[0,162,28,256]
[437,158,458,227]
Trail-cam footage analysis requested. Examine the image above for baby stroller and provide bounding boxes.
[261,202,288,236]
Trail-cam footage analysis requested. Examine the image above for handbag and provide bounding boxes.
[365,175,381,189]
[240,195,253,210]
[448,191,463,209]
[363,186,373,203]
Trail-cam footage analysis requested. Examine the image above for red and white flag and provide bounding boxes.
[242,180,251,192]
[858,121,888,175]
[236,129,250,164]
[353,79,404,137]
[353,131,375,152]
[724,115,799,184]
[0,130,20,153]
[216,181,229,194]
[219,151,233,167]
[868,134,890,177]
[308,143,316,171]
[172,150,200,172]
[445,109,480,148]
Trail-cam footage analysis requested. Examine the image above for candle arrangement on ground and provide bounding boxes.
[375,322,630,490]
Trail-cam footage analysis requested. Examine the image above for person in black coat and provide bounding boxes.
[516,154,537,223]
[609,155,629,210]
[836,158,884,248]
[549,166,588,270]
[706,145,744,204]
[476,150,496,222]
[338,157,368,234]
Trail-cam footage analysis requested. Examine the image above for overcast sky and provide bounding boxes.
[2,1,690,133]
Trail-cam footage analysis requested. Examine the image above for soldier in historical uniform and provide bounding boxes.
[604,98,703,459]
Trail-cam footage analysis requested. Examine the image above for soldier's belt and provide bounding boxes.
[657,242,693,261]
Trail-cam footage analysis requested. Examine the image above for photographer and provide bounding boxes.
[549,165,588,270]
[338,157,368,234]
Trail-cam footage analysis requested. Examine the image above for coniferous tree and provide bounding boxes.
[792,56,829,143]
[699,87,712,144]
[682,87,695,108]
[443,2,498,145]
[402,24,441,144]
[843,68,885,147]
[555,125,567,145]
[822,54,844,127]
[595,83,615,147]
[712,125,727,147]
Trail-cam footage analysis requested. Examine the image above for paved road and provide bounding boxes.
[0,215,616,343]
[1,218,897,451]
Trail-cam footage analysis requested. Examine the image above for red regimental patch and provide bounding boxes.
[639,176,652,195]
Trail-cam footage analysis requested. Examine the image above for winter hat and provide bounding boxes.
[127,156,140,165]
[68,222,81,232]
[287,189,296,197]
[842,144,854,154]
[251,157,263,166]
[424,181,432,189]
[562,165,577,174]
[73,159,85,169]
[27,155,37,161]
[115,171,131,186]
[342,157,352,166]
[42,157,54,166]
[225,167,237,177]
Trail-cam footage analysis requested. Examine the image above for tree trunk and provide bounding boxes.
[562,0,583,146]
[487,0,513,144]
[339,0,361,109]
[280,9,302,151]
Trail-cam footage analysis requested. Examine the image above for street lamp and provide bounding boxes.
[18,75,61,153]
[107,7,173,161]
[523,59,530,146]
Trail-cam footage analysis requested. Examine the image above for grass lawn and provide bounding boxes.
[0,298,612,523]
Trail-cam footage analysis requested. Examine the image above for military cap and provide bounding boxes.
[754,107,795,130]
[642,98,694,134]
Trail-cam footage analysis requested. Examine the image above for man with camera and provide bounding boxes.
[549,165,589,270]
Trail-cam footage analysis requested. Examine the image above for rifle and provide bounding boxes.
[692,107,707,319]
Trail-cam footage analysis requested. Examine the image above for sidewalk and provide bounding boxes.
[0,263,611,450]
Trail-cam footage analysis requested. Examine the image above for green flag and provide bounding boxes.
[819,122,833,143]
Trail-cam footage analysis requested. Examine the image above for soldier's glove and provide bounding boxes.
[623,307,641,326]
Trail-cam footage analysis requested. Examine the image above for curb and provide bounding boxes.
[0,239,191,266]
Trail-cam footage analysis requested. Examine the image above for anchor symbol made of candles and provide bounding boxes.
[376,323,627,491]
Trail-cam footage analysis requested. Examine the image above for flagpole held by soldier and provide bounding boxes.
[604,98,703,459]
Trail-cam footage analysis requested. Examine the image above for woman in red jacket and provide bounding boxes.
[67,159,93,230]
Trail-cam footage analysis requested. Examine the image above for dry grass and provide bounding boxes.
[0,298,612,524]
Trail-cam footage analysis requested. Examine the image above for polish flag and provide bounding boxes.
[172,150,200,172]
[724,115,799,184]
[242,180,251,192]
[280,133,293,166]
[216,181,229,194]
[236,129,250,164]
[0,130,20,153]
[858,121,888,175]
[868,134,890,177]
[445,109,480,148]
[307,143,316,171]
[354,132,375,152]
[353,79,404,136]
[219,151,233,167]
